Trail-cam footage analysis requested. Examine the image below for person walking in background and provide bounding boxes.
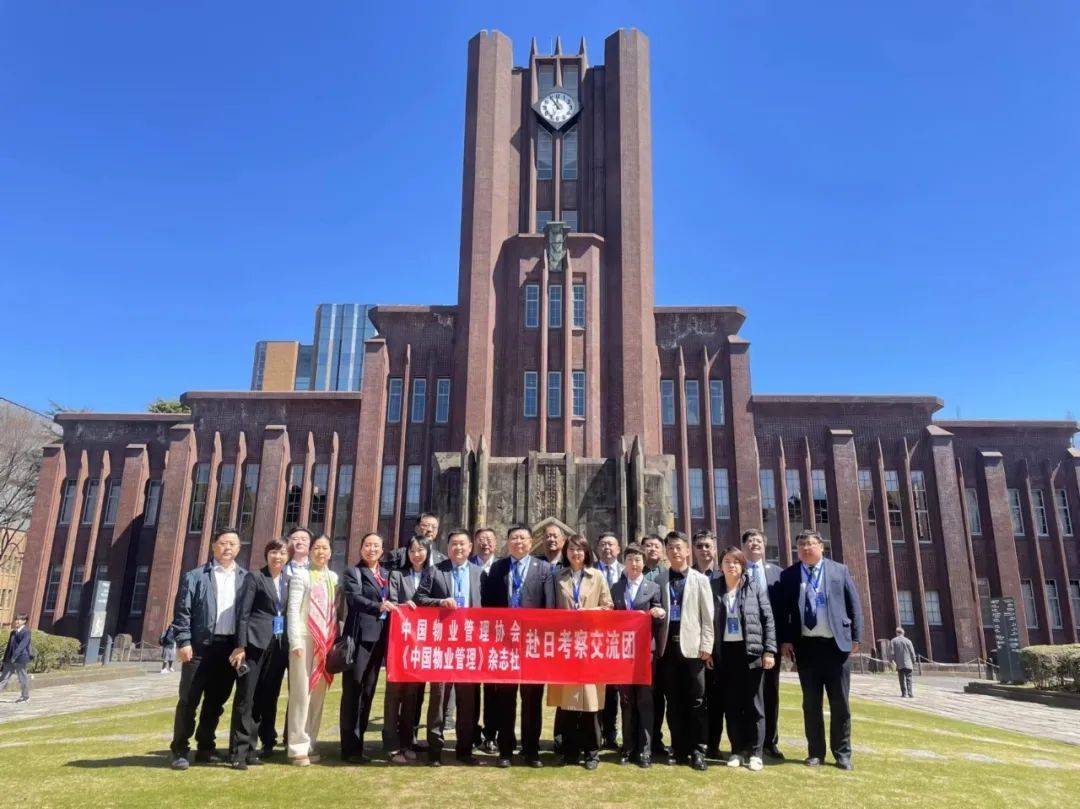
[890,627,917,698]
[159,628,176,674]
[0,613,33,703]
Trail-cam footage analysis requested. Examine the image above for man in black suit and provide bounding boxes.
[741,528,785,759]
[0,613,32,703]
[413,528,484,766]
[468,526,499,752]
[480,523,555,768]
[778,529,863,770]
[230,537,291,768]
[386,512,445,571]
[692,530,725,759]
[168,528,249,771]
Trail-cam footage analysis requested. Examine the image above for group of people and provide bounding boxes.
[167,512,864,774]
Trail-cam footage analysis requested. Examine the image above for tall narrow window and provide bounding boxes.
[549,284,563,328]
[536,210,553,232]
[547,372,562,418]
[524,284,540,328]
[129,565,150,616]
[238,464,259,543]
[537,129,553,180]
[660,380,675,426]
[102,480,122,527]
[1008,489,1025,536]
[924,591,943,626]
[858,469,877,549]
[332,465,354,541]
[572,283,585,327]
[562,127,578,180]
[689,468,705,519]
[786,469,803,527]
[81,479,100,526]
[1032,489,1050,537]
[308,463,330,535]
[709,380,725,426]
[965,488,982,535]
[1070,581,1080,629]
[910,470,930,543]
[43,565,62,612]
[410,378,427,423]
[1055,489,1073,536]
[561,64,579,98]
[144,480,162,527]
[405,465,422,517]
[684,380,700,426]
[812,469,830,529]
[898,590,915,625]
[1021,579,1038,628]
[523,372,538,418]
[435,378,451,424]
[538,62,555,96]
[885,470,904,539]
[379,465,397,517]
[386,378,403,423]
[66,565,85,614]
[283,464,304,528]
[562,210,578,232]
[58,480,77,525]
[188,464,210,533]
[759,469,776,541]
[670,469,679,517]
[714,469,731,521]
[213,464,235,532]
[572,370,585,418]
[1046,580,1063,629]
[977,578,992,627]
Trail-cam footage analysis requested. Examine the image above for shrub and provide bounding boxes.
[0,629,82,673]
[1019,644,1080,692]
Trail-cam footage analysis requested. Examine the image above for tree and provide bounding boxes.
[0,403,58,566]
[147,398,190,414]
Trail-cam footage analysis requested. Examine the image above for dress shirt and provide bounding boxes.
[722,588,741,641]
[507,555,532,603]
[799,563,834,639]
[452,562,471,607]
[212,562,239,635]
[624,575,644,610]
[746,561,766,590]
[597,561,620,587]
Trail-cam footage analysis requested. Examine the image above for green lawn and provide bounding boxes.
[1,677,1077,808]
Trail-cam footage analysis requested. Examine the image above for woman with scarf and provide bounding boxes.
[285,534,338,766]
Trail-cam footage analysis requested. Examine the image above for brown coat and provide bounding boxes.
[546,567,614,713]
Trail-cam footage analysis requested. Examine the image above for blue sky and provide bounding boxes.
[2,2,1077,421]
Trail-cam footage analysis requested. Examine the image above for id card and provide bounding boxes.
[727,616,740,635]
[455,595,466,607]
[670,601,681,622]
[272,615,285,635]
[816,592,826,606]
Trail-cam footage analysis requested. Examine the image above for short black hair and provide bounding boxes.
[14,613,28,622]
[506,523,531,538]
[692,529,714,542]
[417,512,439,523]
[741,528,766,545]
[213,527,241,543]
[623,543,645,560]
[473,526,496,538]
[287,526,314,541]
[664,530,689,546]
[795,529,823,545]
[596,531,620,544]
[263,538,287,559]
[641,533,664,546]
[446,527,472,544]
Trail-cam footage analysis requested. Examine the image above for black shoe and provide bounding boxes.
[194,750,223,764]
[836,758,854,771]
[527,758,544,769]
[246,754,263,766]
[482,740,498,754]
[602,737,619,751]
[690,753,708,771]
[763,744,785,760]
[456,755,481,766]
[429,753,442,768]
[705,747,721,760]
[583,758,599,771]
[496,758,511,769]
[805,756,822,767]
[652,744,672,758]
[259,746,276,759]
[342,753,370,764]
[637,757,652,769]
[170,756,190,771]
[619,754,631,766]
[231,759,248,771]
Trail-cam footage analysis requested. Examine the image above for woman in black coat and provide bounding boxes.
[710,545,776,771]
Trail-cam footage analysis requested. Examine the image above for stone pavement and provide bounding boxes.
[0,669,179,724]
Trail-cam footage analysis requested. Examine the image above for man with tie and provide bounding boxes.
[469,527,498,575]
[168,528,249,770]
[536,522,567,570]
[778,529,863,771]
[593,532,624,750]
[741,528,785,760]
[480,523,556,768]
[692,530,724,759]
[468,526,499,752]
[414,529,484,767]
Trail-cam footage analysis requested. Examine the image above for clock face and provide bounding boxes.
[539,91,577,125]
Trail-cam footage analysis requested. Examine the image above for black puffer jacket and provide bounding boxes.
[710,574,776,666]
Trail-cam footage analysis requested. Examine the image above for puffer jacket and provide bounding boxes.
[711,574,776,666]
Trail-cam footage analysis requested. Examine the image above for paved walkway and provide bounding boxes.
[0,670,178,724]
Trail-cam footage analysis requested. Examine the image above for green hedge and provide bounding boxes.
[1019,644,1080,692]
[0,630,82,673]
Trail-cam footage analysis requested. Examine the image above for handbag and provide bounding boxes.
[325,633,355,675]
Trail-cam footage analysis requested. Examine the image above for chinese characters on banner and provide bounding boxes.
[386,607,653,685]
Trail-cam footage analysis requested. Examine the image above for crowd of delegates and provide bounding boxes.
[166,513,862,774]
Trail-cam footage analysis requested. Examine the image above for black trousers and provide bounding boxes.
[715,642,765,758]
[658,640,706,760]
[650,677,667,754]
[493,683,544,760]
[474,683,497,743]
[706,669,726,754]
[230,635,289,759]
[170,638,236,758]
[601,686,619,745]
[427,682,478,759]
[763,658,781,748]
[560,709,601,762]
[339,634,386,758]
[383,681,423,753]
[619,684,653,760]
[795,637,852,761]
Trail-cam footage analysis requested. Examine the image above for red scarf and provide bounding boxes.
[306,571,337,692]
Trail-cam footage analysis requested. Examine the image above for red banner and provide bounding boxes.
[386,607,653,685]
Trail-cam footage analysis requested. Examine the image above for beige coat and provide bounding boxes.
[546,567,614,713]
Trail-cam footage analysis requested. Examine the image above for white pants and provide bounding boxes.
[287,636,329,758]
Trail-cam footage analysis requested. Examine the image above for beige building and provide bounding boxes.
[0,535,24,628]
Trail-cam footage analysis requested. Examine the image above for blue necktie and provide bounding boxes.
[804,566,819,630]
[454,566,466,605]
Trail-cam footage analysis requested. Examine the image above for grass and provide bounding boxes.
[0,677,1078,809]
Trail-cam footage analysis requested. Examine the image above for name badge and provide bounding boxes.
[727,616,740,635]
[455,595,466,607]
[272,615,284,635]
[670,602,681,621]
[816,592,826,606]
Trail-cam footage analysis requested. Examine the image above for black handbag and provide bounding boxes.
[325,633,355,675]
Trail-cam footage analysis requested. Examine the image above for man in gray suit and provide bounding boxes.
[890,627,917,698]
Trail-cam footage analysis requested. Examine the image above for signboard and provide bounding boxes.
[989,596,1024,684]
[84,579,111,664]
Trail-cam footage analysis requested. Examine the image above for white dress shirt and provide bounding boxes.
[722,588,742,641]
[799,563,834,639]
[624,575,644,610]
[212,562,239,635]
[507,555,532,602]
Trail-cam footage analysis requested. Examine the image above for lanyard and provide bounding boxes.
[571,571,584,608]
[802,563,822,594]
[454,565,467,605]
[511,558,527,605]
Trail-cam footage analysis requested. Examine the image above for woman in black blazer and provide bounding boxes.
[339,532,399,762]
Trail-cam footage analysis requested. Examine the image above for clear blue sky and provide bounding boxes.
[3,2,1077,421]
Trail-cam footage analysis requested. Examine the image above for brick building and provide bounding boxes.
[14,29,1079,661]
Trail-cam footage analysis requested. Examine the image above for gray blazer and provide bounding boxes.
[414,559,483,608]
[594,560,624,589]
[655,567,715,658]
[890,635,917,670]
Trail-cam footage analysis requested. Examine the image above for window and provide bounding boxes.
[144,480,162,527]
[684,380,700,426]
[977,578,992,627]
[572,370,585,418]
[547,372,562,418]
[308,463,330,535]
[572,284,585,327]
[213,464,235,532]
[924,590,943,626]
[1046,580,1063,629]
[81,479,100,526]
[537,129,552,180]
[536,209,553,232]
[561,64,579,98]
[1032,489,1050,537]
[524,284,540,328]
[1008,488,1025,536]
[283,464,304,528]
[238,464,259,543]
[1021,579,1038,628]
[898,590,915,625]
[786,469,803,526]
[333,464,354,540]
[435,378,451,424]
[59,480,77,525]
[129,565,150,616]
[188,464,210,533]
[523,371,538,418]
[386,378,403,423]
[102,480,122,526]
[67,565,85,614]
[812,469,830,527]
[1056,490,1073,536]
[965,488,982,536]
[858,469,877,551]
[549,284,563,328]
[689,468,705,519]
[910,470,930,543]
[709,380,725,426]
[1070,581,1080,629]
[660,380,675,426]
[404,465,422,517]
[885,470,904,538]
[759,469,776,539]
[669,468,679,517]
[410,378,427,423]
[714,469,730,521]
[537,62,555,95]
[562,127,578,180]
[379,465,397,517]
[562,209,578,232]
[43,565,62,612]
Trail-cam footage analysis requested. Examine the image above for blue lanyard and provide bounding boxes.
[571,572,584,608]
[511,558,527,605]
[802,563,822,596]
[454,566,467,602]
